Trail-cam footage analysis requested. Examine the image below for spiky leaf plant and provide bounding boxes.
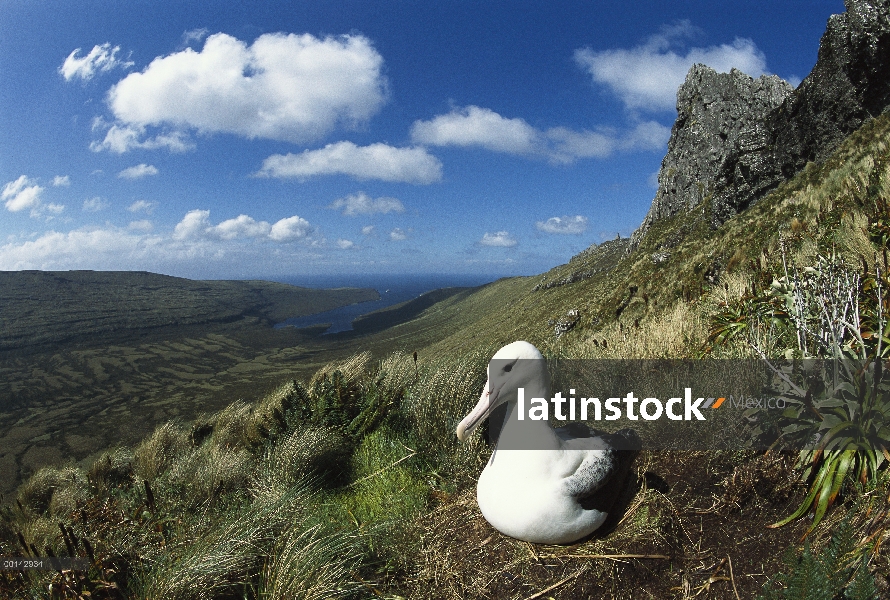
[765,358,890,533]
[711,250,890,534]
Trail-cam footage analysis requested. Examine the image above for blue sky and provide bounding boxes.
[0,0,843,280]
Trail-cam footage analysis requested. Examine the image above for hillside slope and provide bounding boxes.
[0,270,378,353]
[348,111,890,364]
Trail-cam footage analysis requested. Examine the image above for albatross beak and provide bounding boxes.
[456,379,500,441]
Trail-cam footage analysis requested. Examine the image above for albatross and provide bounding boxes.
[457,341,640,544]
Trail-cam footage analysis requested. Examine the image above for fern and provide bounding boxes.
[280,370,397,444]
[758,515,878,599]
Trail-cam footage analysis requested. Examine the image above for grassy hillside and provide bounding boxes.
[0,270,378,352]
[2,114,890,597]
[375,112,890,363]
[0,274,377,500]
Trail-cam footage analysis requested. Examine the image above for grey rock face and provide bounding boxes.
[631,0,890,248]
[769,0,890,174]
[633,67,792,243]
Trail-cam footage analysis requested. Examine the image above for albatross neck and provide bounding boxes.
[496,385,560,451]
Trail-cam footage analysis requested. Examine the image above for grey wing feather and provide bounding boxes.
[562,449,617,499]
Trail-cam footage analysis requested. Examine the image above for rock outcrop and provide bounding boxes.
[631,0,890,248]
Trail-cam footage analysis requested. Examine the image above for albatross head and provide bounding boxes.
[456,341,548,441]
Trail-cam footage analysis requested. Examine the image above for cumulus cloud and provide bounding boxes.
[0,219,326,273]
[411,105,538,154]
[172,209,212,240]
[361,225,375,235]
[0,228,148,270]
[118,164,159,179]
[336,239,354,249]
[83,197,109,212]
[480,231,517,247]
[269,216,312,241]
[329,191,405,216]
[389,228,407,241]
[60,43,133,81]
[574,21,768,112]
[128,200,157,214]
[214,214,272,240]
[546,121,670,163]
[45,203,65,215]
[91,123,194,154]
[411,106,669,163]
[52,176,71,187]
[173,210,312,243]
[258,142,442,184]
[2,176,44,212]
[536,215,589,235]
[106,32,387,145]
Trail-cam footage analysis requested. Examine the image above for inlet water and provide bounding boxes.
[273,274,499,334]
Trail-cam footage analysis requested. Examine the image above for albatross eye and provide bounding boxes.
[504,363,514,372]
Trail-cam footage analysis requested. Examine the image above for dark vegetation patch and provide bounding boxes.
[0,270,378,353]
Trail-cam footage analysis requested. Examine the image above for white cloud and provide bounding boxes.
[52,175,71,187]
[336,239,354,249]
[172,209,211,240]
[480,231,517,247]
[0,228,148,270]
[411,105,538,154]
[389,228,407,241]
[361,225,375,235]
[412,106,669,163]
[83,197,109,212]
[173,210,312,243]
[182,28,210,46]
[118,164,159,179]
[536,215,588,235]
[214,215,271,240]
[258,142,442,184]
[106,32,387,144]
[0,220,325,274]
[269,216,312,241]
[574,21,768,112]
[128,200,157,214]
[45,203,65,215]
[2,176,44,212]
[60,43,133,81]
[91,124,193,154]
[543,127,615,160]
[129,220,153,231]
[329,191,405,216]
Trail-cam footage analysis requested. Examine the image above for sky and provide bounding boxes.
[0,0,845,281]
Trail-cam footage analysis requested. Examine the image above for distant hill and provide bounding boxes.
[0,270,378,353]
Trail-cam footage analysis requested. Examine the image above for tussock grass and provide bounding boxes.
[251,426,349,501]
[259,524,360,600]
[133,421,191,481]
[88,446,134,492]
[568,299,709,359]
[17,465,88,519]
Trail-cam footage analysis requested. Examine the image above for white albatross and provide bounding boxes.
[457,341,640,544]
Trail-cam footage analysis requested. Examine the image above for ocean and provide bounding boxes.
[272,274,503,334]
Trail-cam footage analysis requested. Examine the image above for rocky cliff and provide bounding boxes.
[631,0,890,248]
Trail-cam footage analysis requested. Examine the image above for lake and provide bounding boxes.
[273,274,502,334]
